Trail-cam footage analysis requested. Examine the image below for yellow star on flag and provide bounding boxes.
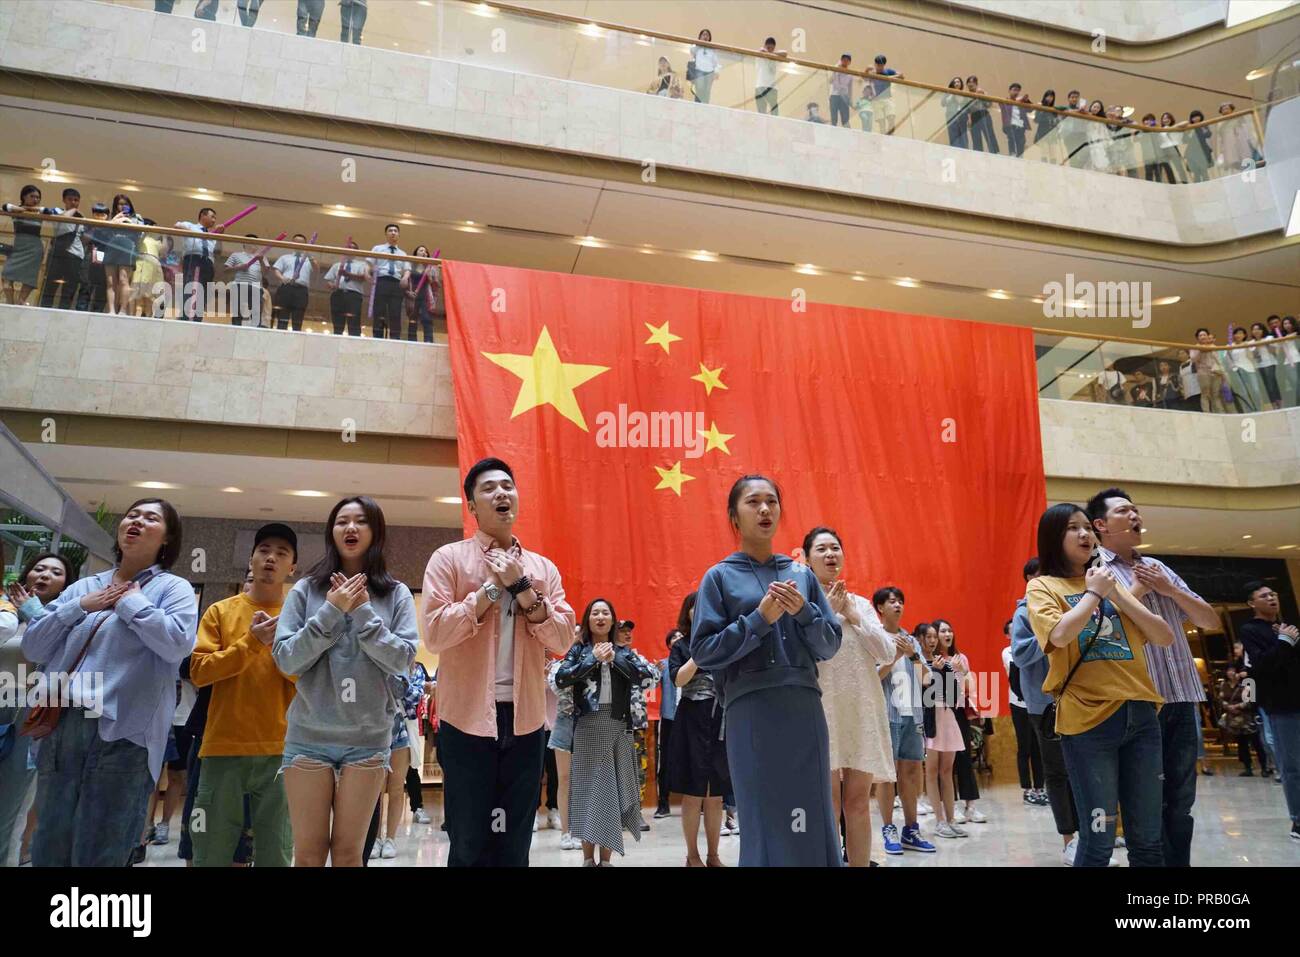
[643,320,683,354]
[482,326,609,431]
[654,461,696,496]
[690,362,728,396]
[698,421,734,455]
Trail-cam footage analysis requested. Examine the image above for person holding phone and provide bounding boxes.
[690,475,843,866]
[1026,503,1176,867]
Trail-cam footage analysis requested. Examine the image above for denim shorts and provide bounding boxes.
[280,741,391,776]
[890,720,925,762]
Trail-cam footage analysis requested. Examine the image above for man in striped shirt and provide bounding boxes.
[1086,487,1222,868]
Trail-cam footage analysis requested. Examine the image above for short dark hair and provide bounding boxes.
[198,206,216,218]
[1085,486,1131,527]
[384,223,400,232]
[463,457,514,502]
[872,585,904,610]
[726,474,781,528]
[18,551,78,596]
[292,233,307,241]
[1195,327,1210,336]
[113,498,183,569]
[1067,89,1080,97]
[676,592,697,633]
[1003,619,1012,635]
[307,496,396,597]
[1009,81,1022,89]
[62,188,80,200]
[1036,503,1089,578]
[764,36,776,44]
[802,526,840,557]
[665,629,682,651]
[1023,556,1040,580]
[19,184,40,202]
[1243,580,1270,602]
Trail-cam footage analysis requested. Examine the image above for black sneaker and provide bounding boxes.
[639,822,651,832]
[127,844,146,866]
[1292,823,1300,841]
[653,807,670,819]
[1240,769,1254,777]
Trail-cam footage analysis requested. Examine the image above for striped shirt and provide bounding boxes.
[1097,546,1205,703]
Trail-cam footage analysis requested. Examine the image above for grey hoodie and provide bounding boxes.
[273,577,418,750]
[690,552,841,709]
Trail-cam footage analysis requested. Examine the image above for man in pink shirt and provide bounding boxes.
[423,458,575,866]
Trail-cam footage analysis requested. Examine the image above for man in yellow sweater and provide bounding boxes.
[189,524,298,867]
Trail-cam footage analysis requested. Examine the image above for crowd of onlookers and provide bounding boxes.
[1085,321,1300,413]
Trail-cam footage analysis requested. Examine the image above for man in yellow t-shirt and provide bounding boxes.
[189,524,298,867]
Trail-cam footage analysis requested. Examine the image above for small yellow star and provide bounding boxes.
[690,362,728,396]
[481,326,609,432]
[643,320,682,354]
[654,461,696,496]
[698,420,734,455]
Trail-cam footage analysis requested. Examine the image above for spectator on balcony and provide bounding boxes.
[648,57,676,97]
[1138,114,1164,182]
[101,194,143,316]
[194,0,218,20]
[1033,89,1065,164]
[869,56,902,135]
[38,187,86,311]
[403,245,438,343]
[369,224,410,339]
[131,220,165,319]
[1000,82,1028,157]
[1184,110,1213,183]
[1126,368,1155,407]
[1213,103,1254,177]
[340,0,366,44]
[1274,316,1299,407]
[1091,362,1125,405]
[688,30,719,104]
[941,78,970,148]
[1225,326,1267,413]
[1,184,59,306]
[854,81,876,134]
[154,1,174,11]
[325,240,368,337]
[271,235,315,333]
[828,54,853,128]
[80,202,110,314]
[1175,349,1201,412]
[1155,113,1188,183]
[225,235,271,328]
[1190,328,1227,413]
[297,0,324,37]
[964,76,997,153]
[754,37,783,116]
[1106,106,1139,178]
[174,206,224,322]
[1249,323,1282,411]
[1081,100,1111,172]
[804,102,827,124]
[236,0,263,27]
[1153,360,1182,410]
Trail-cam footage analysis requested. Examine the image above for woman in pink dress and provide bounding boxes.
[918,622,968,839]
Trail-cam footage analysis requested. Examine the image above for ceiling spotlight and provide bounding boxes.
[851,274,866,282]
[435,496,463,505]
[1242,534,1253,539]
[135,481,179,490]
[795,264,821,275]
[892,277,920,288]
[1152,296,1180,305]
[986,289,1013,300]
[221,487,244,494]
[289,490,330,498]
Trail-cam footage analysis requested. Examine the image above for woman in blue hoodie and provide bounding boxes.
[690,475,843,866]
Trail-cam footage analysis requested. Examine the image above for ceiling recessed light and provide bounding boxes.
[892,277,920,288]
[134,481,178,490]
[986,289,1012,300]
[1279,545,1298,550]
[1134,544,1152,550]
[221,487,243,494]
[795,264,820,275]
[435,496,463,505]
[851,274,866,282]
[691,250,718,262]
[289,490,330,498]
[1245,67,1269,81]
[1242,534,1253,539]
[1152,296,1180,306]
[464,220,476,226]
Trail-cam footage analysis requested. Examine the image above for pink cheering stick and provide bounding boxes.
[291,231,318,283]
[411,248,441,299]
[218,205,258,231]
[234,231,287,270]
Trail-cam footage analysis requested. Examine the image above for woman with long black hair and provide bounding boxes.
[934,618,986,826]
[691,475,843,866]
[555,597,658,866]
[273,496,418,866]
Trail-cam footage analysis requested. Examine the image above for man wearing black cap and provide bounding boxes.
[867,54,904,135]
[188,523,299,867]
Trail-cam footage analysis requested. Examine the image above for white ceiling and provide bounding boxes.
[1048,502,1300,557]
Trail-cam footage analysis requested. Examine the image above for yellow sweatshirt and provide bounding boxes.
[190,592,296,757]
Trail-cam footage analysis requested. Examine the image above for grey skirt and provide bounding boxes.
[3,233,43,287]
[567,704,644,855]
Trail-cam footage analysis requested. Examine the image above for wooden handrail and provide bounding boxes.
[4,210,1290,353]
[480,0,1268,134]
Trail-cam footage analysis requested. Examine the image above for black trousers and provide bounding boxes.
[39,254,83,310]
[230,282,261,326]
[540,732,558,810]
[406,766,423,811]
[180,255,214,320]
[952,708,980,801]
[373,277,403,339]
[79,263,107,313]
[1010,704,1044,789]
[1029,711,1079,835]
[1237,732,1270,772]
[274,283,309,331]
[439,706,544,867]
[656,718,673,809]
[330,289,363,336]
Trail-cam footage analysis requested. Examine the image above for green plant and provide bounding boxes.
[1,501,115,584]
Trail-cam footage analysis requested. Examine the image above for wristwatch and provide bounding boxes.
[483,582,503,603]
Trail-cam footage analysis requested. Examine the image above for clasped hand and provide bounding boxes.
[326,572,370,612]
[79,581,137,612]
[759,580,805,624]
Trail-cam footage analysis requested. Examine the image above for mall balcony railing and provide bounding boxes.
[103,0,1270,184]
[3,208,1297,415]
[0,208,446,342]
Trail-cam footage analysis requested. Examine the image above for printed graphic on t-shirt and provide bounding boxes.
[1064,594,1133,661]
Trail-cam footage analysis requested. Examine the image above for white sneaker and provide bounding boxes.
[934,821,960,839]
[559,832,578,850]
[547,809,562,831]
[719,822,732,836]
[894,796,902,809]
[965,806,988,824]
[952,807,967,825]
[951,823,970,837]
[369,839,380,859]
[1113,836,1126,848]
[149,823,170,845]
[380,837,397,859]
[413,808,432,825]
[533,814,541,832]
[727,815,739,835]
[917,796,933,816]
[1063,837,1078,866]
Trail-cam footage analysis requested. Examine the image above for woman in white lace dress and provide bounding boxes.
[803,527,896,866]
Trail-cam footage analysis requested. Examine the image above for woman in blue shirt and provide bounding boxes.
[22,499,197,867]
[690,475,843,866]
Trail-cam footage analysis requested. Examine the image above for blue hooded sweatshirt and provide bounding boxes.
[690,552,842,709]
[1009,597,1052,716]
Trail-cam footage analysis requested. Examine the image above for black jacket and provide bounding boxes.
[1239,618,1300,714]
[555,642,657,730]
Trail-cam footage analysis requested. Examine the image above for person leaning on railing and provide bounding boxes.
[941,78,971,149]
[1033,90,1065,164]
[1190,328,1228,414]
[1213,102,1254,177]
[1184,110,1214,183]
[1,185,59,306]
[1155,112,1188,184]
[688,30,720,105]
[964,76,998,154]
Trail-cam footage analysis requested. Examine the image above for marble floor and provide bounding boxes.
[134,760,1298,867]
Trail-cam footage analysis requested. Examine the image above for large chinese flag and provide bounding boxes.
[444,262,1045,716]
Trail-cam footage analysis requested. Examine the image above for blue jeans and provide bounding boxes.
[32,709,155,866]
[1157,701,1199,867]
[1060,701,1164,867]
[1260,708,1300,823]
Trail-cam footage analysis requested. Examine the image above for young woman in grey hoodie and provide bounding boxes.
[690,475,843,866]
[274,496,418,866]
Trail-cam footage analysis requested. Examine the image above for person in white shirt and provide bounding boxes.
[271,234,316,332]
[688,29,720,104]
[174,206,225,321]
[1249,322,1282,410]
[369,224,410,339]
[224,235,271,327]
[1176,349,1201,412]
[1226,326,1267,412]
[325,239,369,337]
[754,37,784,116]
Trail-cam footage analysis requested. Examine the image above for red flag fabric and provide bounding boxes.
[444,262,1045,717]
